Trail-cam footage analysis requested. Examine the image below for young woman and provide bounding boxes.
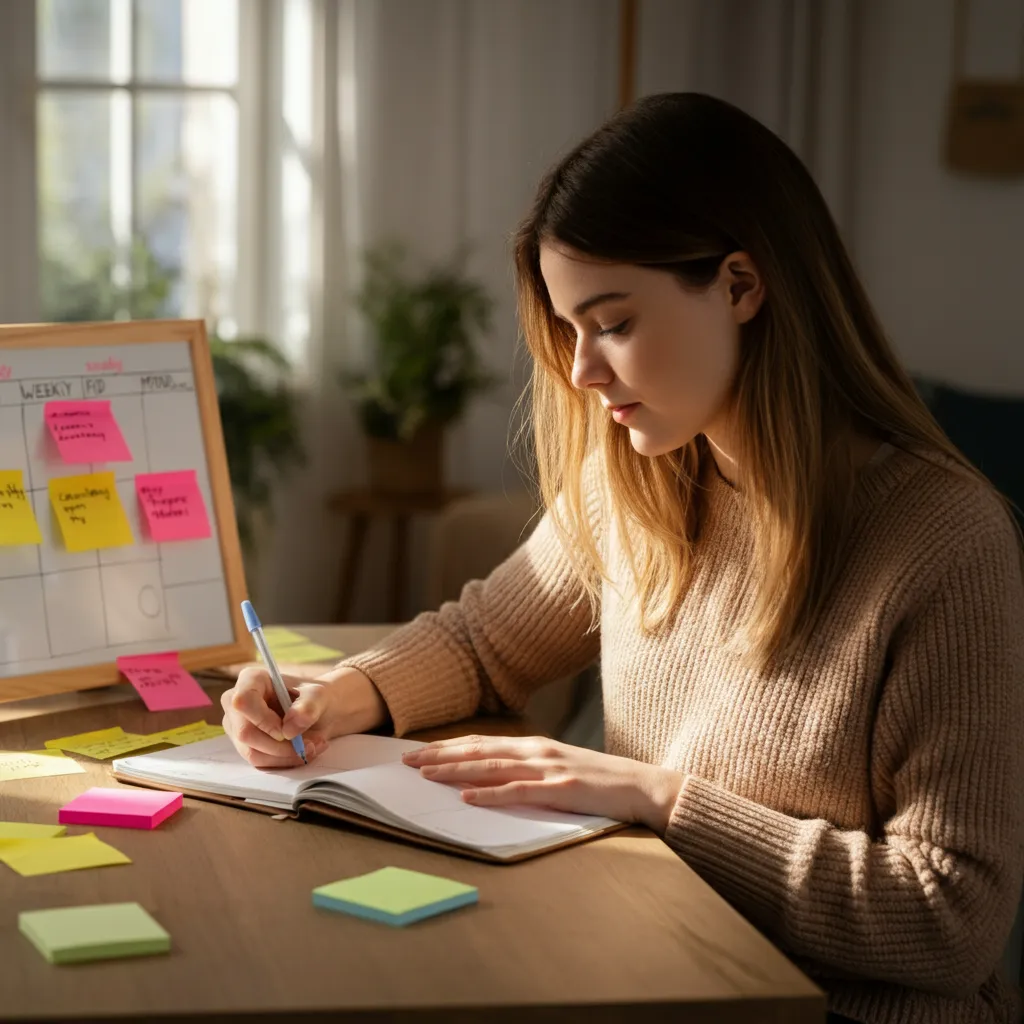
[222,93,1023,1023]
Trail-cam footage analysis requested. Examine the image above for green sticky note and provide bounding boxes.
[0,833,131,876]
[19,902,170,964]
[0,823,67,842]
[312,866,478,926]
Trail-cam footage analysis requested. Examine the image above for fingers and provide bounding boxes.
[418,758,545,786]
[461,781,547,807]
[281,681,328,740]
[244,729,329,769]
[223,667,285,740]
[402,735,547,767]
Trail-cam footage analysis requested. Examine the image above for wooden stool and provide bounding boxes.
[328,489,470,622]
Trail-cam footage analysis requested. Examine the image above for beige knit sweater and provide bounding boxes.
[337,445,1024,1024]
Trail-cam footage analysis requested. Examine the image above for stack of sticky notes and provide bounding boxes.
[19,902,170,964]
[60,787,183,830]
[262,627,344,665]
[312,866,478,926]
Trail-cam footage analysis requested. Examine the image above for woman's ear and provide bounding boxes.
[721,252,765,325]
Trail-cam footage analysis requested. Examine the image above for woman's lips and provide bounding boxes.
[611,403,640,423]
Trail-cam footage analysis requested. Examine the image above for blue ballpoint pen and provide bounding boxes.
[241,600,306,763]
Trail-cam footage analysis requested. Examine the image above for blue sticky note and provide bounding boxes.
[312,866,478,926]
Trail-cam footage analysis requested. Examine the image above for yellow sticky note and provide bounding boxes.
[0,751,86,781]
[0,823,67,841]
[0,833,131,876]
[44,727,158,760]
[261,627,308,647]
[46,727,125,751]
[269,642,345,664]
[48,472,133,552]
[0,470,42,546]
[146,721,225,746]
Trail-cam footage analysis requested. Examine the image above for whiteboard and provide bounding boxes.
[0,321,251,700]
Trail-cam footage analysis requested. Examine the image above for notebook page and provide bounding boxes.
[311,761,618,855]
[113,734,425,804]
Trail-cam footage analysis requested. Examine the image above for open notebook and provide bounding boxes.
[112,735,625,862]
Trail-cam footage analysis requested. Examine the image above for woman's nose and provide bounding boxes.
[570,335,610,391]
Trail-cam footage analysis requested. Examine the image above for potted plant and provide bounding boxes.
[341,242,497,495]
[40,239,304,553]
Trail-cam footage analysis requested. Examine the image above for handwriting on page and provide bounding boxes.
[0,470,42,546]
[135,470,211,542]
[44,400,132,464]
[116,652,212,712]
[48,472,134,552]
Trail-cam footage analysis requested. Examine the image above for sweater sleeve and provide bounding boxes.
[662,522,1024,999]
[332,505,602,736]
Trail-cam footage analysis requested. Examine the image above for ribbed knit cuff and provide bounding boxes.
[665,774,805,931]
[333,618,481,737]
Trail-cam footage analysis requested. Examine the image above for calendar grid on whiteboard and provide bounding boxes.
[0,337,239,681]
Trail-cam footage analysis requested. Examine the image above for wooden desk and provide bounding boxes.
[0,625,825,1022]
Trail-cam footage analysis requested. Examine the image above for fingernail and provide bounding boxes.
[272,730,285,742]
[420,765,438,776]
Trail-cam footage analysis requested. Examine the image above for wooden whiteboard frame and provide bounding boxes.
[0,319,253,701]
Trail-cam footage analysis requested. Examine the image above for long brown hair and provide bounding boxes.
[513,92,1002,668]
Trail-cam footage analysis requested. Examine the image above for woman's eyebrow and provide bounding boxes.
[554,291,632,321]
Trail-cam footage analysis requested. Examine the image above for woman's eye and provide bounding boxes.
[599,319,630,336]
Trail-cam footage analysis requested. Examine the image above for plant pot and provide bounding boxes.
[367,423,444,496]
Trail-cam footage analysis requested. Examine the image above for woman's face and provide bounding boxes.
[539,242,762,458]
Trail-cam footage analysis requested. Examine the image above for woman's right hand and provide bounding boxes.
[221,665,388,768]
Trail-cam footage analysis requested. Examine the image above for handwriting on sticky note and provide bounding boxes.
[0,751,85,781]
[117,652,212,712]
[145,720,225,746]
[44,727,159,760]
[49,472,134,552]
[0,833,131,876]
[44,400,132,464]
[135,470,211,542]
[0,469,42,546]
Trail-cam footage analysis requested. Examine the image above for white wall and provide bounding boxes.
[854,0,1024,392]
[637,0,1024,394]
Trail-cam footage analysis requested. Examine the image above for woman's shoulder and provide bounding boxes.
[856,442,1021,572]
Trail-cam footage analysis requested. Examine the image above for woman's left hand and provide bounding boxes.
[401,735,684,834]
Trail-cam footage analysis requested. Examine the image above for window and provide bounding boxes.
[36,0,241,331]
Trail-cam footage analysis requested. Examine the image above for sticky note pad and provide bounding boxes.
[0,833,131,876]
[49,472,134,552]
[0,470,42,546]
[312,866,478,926]
[0,751,85,781]
[117,652,212,711]
[0,823,67,842]
[135,470,212,542]
[44,400,132,464]
[19,902,170,964]
[59,787,183,830]
[260,626,343,664]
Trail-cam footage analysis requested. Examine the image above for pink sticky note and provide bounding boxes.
[59,787,183,830]
[116,652,212,712]
[44,401,132,464]
[135,470,212,542]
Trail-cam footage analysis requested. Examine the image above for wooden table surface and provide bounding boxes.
[0,625,824,1023]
